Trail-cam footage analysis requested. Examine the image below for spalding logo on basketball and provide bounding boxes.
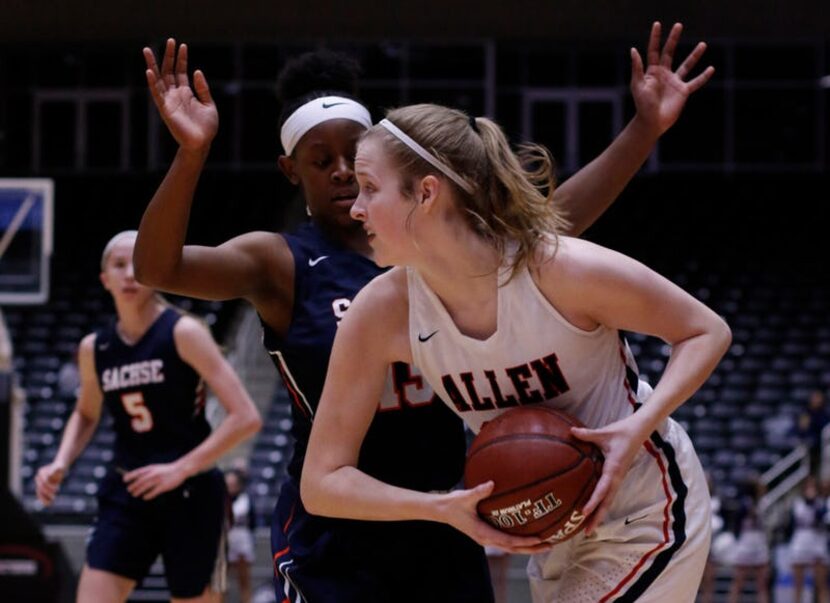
[464,406,603,543]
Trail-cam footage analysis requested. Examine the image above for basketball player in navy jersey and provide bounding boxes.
[135,22,713,602]
[35,231,262,603]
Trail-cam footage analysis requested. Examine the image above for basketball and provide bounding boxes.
[464,406,604,543]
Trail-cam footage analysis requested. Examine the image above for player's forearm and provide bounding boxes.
[301,465,445,522]
[53,411,99,470]
[134,148,209,288]
[634,319,731,434]
[554,115,661,236]
[174,404,261,478]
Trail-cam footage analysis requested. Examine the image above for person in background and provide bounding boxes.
[226,467,256,603]
[797,390,829,477]
[728,477,770,603]
[789,475,829,603]
[700,470,729,603]
[35,231,262,603]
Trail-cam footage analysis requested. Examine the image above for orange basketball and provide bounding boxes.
[464,406,603,543]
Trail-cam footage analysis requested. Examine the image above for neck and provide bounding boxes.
[414,229,502,340]
[114,297,165,344]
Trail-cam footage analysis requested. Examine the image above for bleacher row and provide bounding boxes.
[6,258,830,527]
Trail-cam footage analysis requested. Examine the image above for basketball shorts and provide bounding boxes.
[528,418,711,603]
[271,477,494,603]
[87,467,227,598]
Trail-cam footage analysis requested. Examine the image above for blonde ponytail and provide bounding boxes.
[366,104,568,278]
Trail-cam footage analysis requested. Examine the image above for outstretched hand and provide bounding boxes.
[143,38,218,152]
[630,22,715,137]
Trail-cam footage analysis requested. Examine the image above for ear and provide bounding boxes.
[99,271,110,291]
[277,155,300,185]
[418,175,441,211]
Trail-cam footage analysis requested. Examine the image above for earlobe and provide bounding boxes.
[277,156,300,185]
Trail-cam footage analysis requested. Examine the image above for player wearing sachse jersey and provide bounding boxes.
[36,231,261,603]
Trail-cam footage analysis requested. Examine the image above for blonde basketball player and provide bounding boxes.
[300,101,730,600]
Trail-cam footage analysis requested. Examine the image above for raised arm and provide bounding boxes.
[135,39,293,308]
[554,22,715,236]
[123,316,262,500]
[35,334,103,505]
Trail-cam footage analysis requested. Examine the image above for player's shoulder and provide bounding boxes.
[357,266,408,305]
[535,235,628,281]
[78,332,97,355]
[172,313,213,341]
[346,267,408,328]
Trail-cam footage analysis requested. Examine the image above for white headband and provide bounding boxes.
[280,96,372,155]
[101,230,138,270]
[378,119,475,195]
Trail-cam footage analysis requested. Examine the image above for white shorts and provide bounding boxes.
[527,418,711,602]
[227,527,256,563]
[729,529,769,566]
[789,528,829,566]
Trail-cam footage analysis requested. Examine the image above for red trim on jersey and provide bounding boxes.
[276,360,311,419]
[598,440,674,602]
[598,343,675,601]
[283,502,297,533]
[273,545,290,576]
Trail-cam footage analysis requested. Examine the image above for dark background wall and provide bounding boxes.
[3,0,829,43]
[1,1,828,282]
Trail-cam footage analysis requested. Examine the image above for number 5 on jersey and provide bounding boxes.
[121,392,154,432]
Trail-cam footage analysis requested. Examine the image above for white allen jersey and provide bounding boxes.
[408,263,712,601]
[407,264,649,434]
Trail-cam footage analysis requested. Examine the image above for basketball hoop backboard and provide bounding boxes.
[0,179,53,305]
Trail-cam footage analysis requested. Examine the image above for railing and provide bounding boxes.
[758,443,809,532]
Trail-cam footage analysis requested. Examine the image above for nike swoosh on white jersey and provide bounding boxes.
[308,256,329,267]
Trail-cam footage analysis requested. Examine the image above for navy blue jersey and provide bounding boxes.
[261,222,466,489]
[94,308,210,469]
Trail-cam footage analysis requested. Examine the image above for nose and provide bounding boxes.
[125,262,136,281]
[331,155,354,184]
[350,193,367,222]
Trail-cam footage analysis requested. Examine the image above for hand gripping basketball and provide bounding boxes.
[464,406,604,544]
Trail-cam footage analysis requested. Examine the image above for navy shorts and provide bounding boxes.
[271,478,494,603]
[87,468,226,598]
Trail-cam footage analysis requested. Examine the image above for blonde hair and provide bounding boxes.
[363,104,568,277]
[100,230,216,339]
[100,230,138,270]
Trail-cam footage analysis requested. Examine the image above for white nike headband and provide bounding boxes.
[280,96,372,156]
[378,119,475,195]
[101,230,138,270]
